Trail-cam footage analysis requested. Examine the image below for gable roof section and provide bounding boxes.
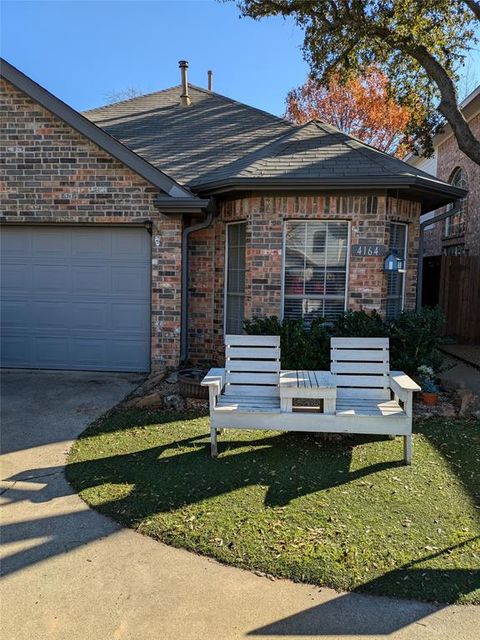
[85,84,293,185]
[0,58,197,200]
[191,121,466,210]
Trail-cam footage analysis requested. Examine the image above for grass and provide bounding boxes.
[67,410,480,604]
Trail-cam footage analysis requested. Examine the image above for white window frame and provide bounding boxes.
[386,221,408,318]
[280,219,351,322]
[224,220,247,335]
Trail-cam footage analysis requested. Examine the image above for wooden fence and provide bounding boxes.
[438,256,480,343]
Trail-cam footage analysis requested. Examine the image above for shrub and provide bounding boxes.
[331,310,387,337]
[388,307,445,374]
[244,308,445,376]
[244,316,330,370]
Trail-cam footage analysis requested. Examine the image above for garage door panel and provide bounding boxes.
[111,303,151,331]
[1,300,32,328]
[112,230,148,256]
[72,265,109,294]
[33,264,71,293]
[0,334,33,366]
[1,227,150,372]
[71,229,111,257]
[70,303,108,330]
[70,338,109,369]
[33,229,71,257]
[1,264,30,291]
[34,336,71,367]
[1,229,32,255]
[111,265,150,295]
[110,339,150,370]
[35,302,70,328]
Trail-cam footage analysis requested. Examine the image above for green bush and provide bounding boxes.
[331,310,387,337]
[388,307,445,373]
[244,308,445,376]
[244,316,330,370]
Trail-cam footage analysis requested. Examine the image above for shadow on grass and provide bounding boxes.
[417,417,480,505]
[3,413,479,607]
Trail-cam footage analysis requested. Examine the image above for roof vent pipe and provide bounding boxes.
[208,70,213,91]
[179,60,191,106]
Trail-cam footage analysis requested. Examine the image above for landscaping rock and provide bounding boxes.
[134,392,163,408]
[166,371,178,384]
[457,389,480,417]
[163,393,185,411]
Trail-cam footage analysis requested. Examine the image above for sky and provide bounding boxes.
[1,0,479,117]
[1,0,308,115]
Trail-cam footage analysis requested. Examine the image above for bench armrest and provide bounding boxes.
[201,368,225,396]
[390,371,421,394]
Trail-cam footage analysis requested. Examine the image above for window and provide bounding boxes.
[444,168,467,238]
[225,222,246,334]
[386,222,407,319]
[283,221,349,323]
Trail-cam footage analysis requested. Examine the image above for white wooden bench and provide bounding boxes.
[201,335,420,464]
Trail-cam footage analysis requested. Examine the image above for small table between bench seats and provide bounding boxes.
[279,371,336,414]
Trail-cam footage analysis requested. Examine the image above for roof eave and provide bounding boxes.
[190,175,465,212]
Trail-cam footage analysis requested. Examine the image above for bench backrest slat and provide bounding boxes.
[331,337,390,400]
[225,335,280,396]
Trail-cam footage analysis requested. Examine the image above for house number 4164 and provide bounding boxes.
[351,244,386,257]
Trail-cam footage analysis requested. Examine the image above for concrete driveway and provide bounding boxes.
[1,370,478,640]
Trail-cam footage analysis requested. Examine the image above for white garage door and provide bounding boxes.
[1,226,151,372]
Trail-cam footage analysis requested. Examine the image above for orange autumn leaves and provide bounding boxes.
[286,69,412,157]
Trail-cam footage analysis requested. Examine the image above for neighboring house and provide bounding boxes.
[405,86,479,343]
[0,59,464,372]
[406,85,480,257]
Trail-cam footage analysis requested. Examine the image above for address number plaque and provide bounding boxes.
[351,244,386,257]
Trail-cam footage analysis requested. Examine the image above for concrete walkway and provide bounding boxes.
[1,370,478,640]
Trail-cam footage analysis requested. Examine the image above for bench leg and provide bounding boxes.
[403,435,412,465]
[211,426,218,458]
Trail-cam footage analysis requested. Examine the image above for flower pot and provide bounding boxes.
[421,392,438,406]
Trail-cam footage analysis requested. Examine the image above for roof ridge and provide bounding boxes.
[83,84,184,113]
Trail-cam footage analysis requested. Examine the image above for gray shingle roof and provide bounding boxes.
[85,84,465,210]
[85,85,292,186]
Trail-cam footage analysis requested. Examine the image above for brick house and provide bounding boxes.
[406,85,480,258]
[405,86,479,343]
[0,59,465,372]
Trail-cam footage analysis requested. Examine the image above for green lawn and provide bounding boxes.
[67,410,480,604]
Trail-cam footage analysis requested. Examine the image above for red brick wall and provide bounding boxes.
[188,193,421,363]
[423,112,480,257]
[0,77,182,370]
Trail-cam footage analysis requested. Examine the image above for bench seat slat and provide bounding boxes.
[333,374,388,388]
[336,398,405,417]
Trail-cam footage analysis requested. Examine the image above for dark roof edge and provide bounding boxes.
[154,196,210,213]
[191,175,467,200]
[0,58,194,199]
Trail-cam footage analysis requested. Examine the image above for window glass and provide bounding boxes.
[445,168,467,238]
[225,223,246,334]
[284,221,348,323]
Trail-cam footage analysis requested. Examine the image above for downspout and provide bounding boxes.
[180,201,215,363]
[416,200,461,310]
